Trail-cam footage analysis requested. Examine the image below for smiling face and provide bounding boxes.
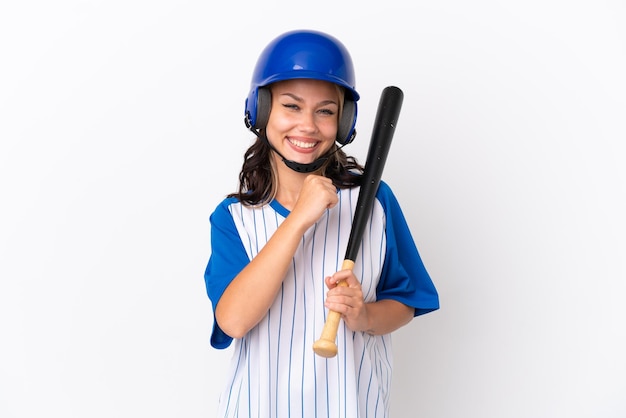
[265,78,341,170]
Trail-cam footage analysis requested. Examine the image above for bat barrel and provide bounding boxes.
[344,86,403,262]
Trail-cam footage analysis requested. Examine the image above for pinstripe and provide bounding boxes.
[300,234,308,418]
[269,208,279,417]
[265,308,272,417]
[357,338,366,398]
[246,339,251,418]
[363,211,375,300]
[275,283,283,415]
[287,256,296,416]
[379,338,393,410]
[366,367,373,418]
[222,341,243,417]
[364,335,374,416]
[310,221,320,418]
[321,209,331,418]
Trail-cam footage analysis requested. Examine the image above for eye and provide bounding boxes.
[318,108,336,116]
[282,103,300,111]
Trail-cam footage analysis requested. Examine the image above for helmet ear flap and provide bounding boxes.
[254,87,271,130]
[337,98,357,145]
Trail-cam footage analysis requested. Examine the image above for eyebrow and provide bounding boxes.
[279,92,338,107]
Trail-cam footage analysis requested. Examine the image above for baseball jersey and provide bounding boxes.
[204,180,439,417]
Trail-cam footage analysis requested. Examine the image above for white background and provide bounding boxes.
[1,1,625,417]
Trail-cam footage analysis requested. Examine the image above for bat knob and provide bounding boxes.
[312,339,338,358]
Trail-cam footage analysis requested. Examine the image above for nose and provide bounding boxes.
[297,110,318,133]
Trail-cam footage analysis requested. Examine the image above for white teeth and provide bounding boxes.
[288,138,316,149]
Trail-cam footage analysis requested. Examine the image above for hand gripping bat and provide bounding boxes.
[312,86,404,358]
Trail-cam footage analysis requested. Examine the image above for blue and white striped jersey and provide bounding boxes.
[204,180,439,417]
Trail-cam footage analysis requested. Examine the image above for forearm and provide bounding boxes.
[215,215,307,339]
[363,299,414,335]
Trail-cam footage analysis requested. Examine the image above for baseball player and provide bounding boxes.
[204,29,439,417]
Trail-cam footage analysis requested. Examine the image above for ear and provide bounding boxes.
[254,87,271,129]
[337,98,356,145]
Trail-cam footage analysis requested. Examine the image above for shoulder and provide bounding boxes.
[377,180,394,197]
[375,180,400,209]
[216,196,240,209]
[209,196,241,223]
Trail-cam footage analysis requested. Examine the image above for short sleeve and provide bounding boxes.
[204,198,251,349]
[375,181,439,316]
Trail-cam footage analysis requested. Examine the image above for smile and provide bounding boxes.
[288,138,318,149]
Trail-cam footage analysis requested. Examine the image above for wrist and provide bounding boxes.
[364,303,376,335]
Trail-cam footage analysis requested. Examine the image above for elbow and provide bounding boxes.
[215,307,252,340]
[220,324,247,341]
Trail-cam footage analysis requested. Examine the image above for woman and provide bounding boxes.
[204,29,439,417]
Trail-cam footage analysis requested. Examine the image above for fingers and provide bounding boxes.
[324,269,357,289]
[324,270,364,310]
[323,273,368,332]
[305,175,338,209]
[291,175,338,227]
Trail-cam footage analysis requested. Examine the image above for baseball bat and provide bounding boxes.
[312,85,404,358]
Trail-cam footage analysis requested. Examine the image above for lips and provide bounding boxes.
[287,137,319,151]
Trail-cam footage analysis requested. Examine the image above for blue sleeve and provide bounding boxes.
[204,198,250,349]
[375,181,439,316]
